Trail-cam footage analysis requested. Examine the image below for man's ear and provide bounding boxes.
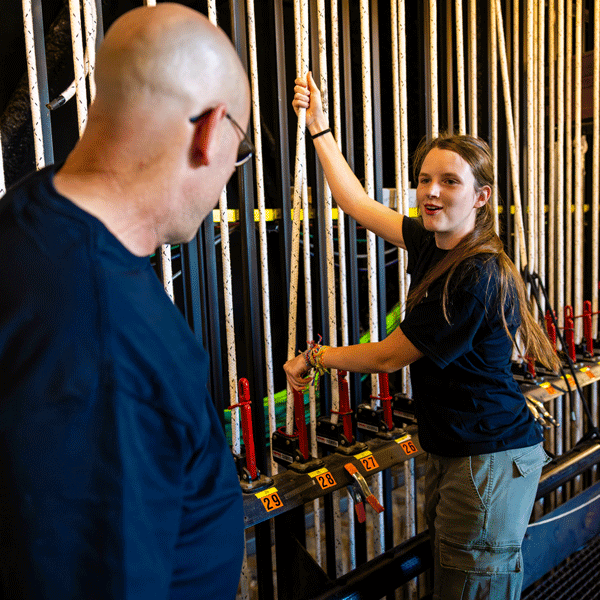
[190,104,227,167]
[474,185,492,208]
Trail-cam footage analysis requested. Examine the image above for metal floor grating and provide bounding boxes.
[522,535,600,600]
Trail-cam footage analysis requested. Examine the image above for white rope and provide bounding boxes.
[82,0,97,101]
[22,0,45,170]
[574,0,583,344]
[512,0,520,268]
[359,0,379,403]
[330,0,353,575]
[537,0,545,296]
[548,0,556,318]
[556,0,565,328]
[468,0,477,136]
[429,0,439,138]
[565,0,573,309]
[317,0,340,427]
[593,0,600,340]
[246,0,276,473]
[495,0,527,267]
[68,0,88,135]
[528,492,600,528]
[526,0,536,274]
[286,0,309,435]
[489,0,498,234]
[399,0,411,397]
[455,0,466,135]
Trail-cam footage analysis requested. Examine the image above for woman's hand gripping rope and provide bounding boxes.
[284,338,330,392]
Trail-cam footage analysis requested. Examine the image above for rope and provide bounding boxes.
[246,0,277,473]
[494,0,528,267]
[286,0,309,435]
[22,0,46,170]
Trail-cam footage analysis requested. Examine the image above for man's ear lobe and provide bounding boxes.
[190,105,227,167]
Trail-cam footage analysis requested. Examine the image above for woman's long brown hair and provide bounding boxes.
[407,133,559,372]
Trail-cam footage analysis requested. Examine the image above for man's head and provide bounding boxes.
[59,2,250,251]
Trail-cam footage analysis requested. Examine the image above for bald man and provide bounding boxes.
[0,4,250,599]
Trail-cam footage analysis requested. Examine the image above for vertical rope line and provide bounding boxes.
[565,0,573,309]
[286,0,309,434]
[429,0,439,138]
[359,0,379,401]
[82,0,97,100]
[593,0,600,339]
[399,0,411,395]
[359,0,385,560]
[455,0,466,134]
[246,0,277,472]
[68,0,88,135]
[495,0,527,266]
[489,0,499,233]
[446,2,454,133]
[526,0,536,273]
[22,0,45,170]
[548,0,556,318]
[331,0,349,354]
[468,0,477,136]
[556,0,565,328]
[573,0,583,344]
[512,0,520,268]
[329,0,353,570]
[537,0,546,295]
[317,0,339,425]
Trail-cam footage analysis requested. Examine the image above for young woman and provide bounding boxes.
[284,72,559,600]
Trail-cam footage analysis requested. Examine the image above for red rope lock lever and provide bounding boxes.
[378,373,393,431]
[231,378,257,481]
[583,300,594,355]
[564,306,576,363]
[336,370,354,444]
[293,389,309,461]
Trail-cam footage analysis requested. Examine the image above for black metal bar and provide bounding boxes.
[202,217,225,413]
[181,236,204,345]
[536,439,600,499]
[32,0,54,164]
[307,530,433,600]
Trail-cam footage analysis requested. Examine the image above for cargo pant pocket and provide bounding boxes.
[436,538,523,600]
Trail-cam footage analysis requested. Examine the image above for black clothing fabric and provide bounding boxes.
[0,166,244,599]
[400,217,543,456]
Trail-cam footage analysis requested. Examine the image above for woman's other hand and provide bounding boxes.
[292,71,326,132]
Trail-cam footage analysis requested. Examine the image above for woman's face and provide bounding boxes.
[416,147,490,249]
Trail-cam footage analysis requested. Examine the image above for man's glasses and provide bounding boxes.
[189,110,255,167]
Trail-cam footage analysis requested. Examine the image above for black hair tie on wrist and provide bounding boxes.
[310,128,331,139]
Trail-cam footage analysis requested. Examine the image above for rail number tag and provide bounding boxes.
[309,468,337,490]
[354,450,379,471]
[540,381,557,395]
[580,367,596,380]
[396,435,418,456]
[256,487,283,513]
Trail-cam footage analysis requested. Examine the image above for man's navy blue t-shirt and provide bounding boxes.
[0,166,244,599]
[399,217,543,457]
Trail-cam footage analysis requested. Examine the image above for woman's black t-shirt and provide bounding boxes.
[399,217,544,457]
